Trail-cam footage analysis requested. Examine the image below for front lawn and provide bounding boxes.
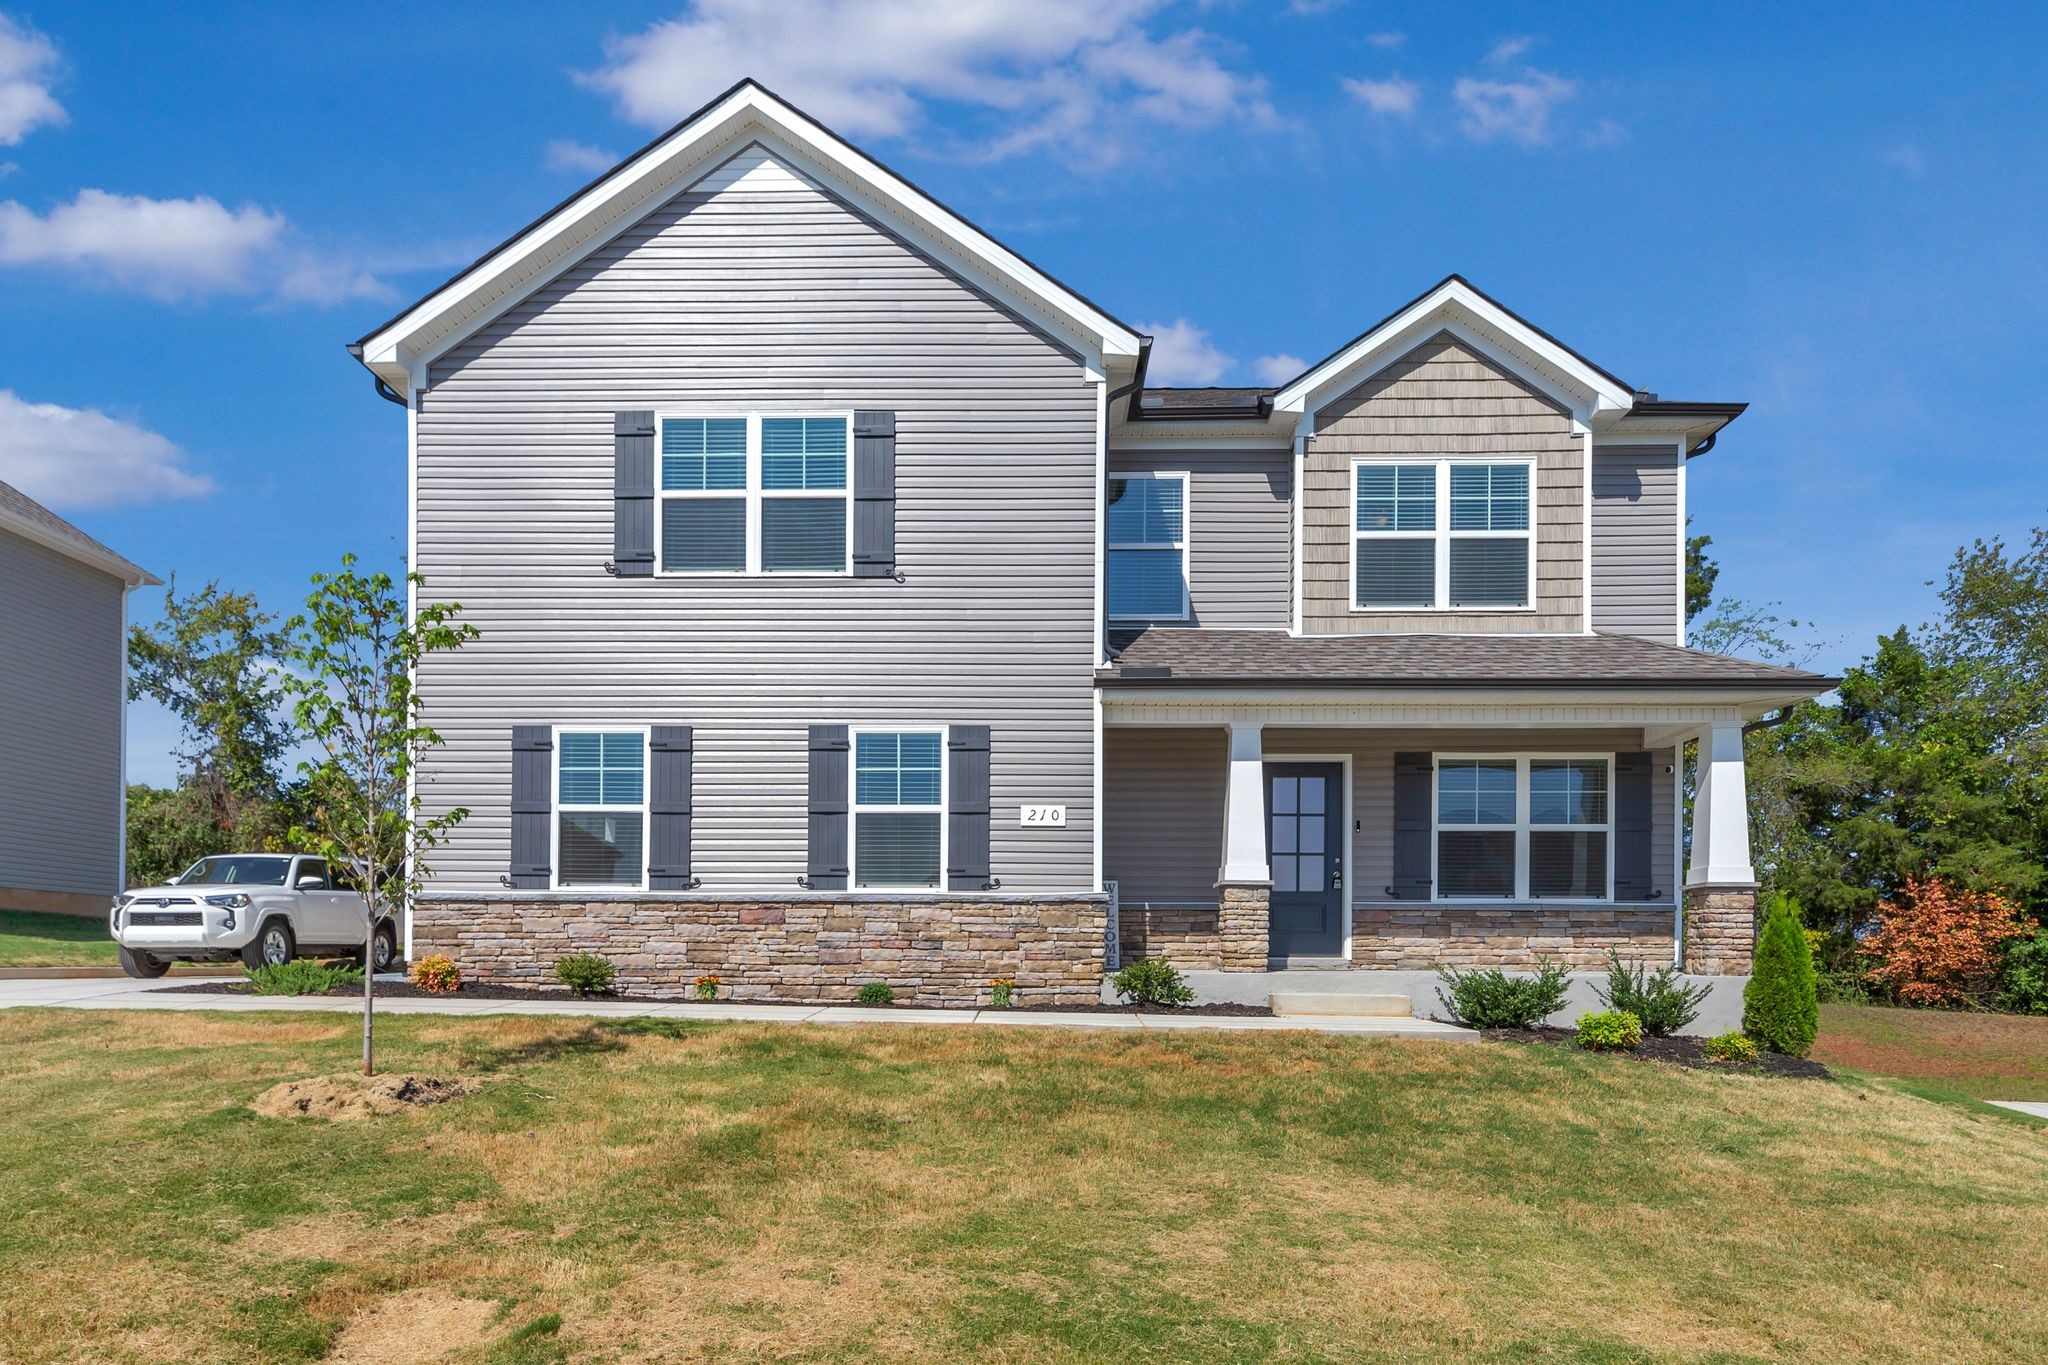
[1813,1001,2048,1101]
[0,910,116,968]
[0,1010,2042,1362]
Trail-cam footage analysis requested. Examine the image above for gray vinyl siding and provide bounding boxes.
[1592,443,1680,642]
[1301,332,1584,633]
[0,530,124,898]
[1103,726,1676,910]
[415,145,1097,894]
[1102,726,1225,903]
[1108,448,1291,629]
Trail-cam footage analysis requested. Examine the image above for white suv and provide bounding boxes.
[112,853,398,979]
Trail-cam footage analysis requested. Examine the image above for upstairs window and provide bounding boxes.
[556,730,646,888]
[659,414,851,575]
[1106,473,1188,621]
[1354,459,1533,610]
[853,730,945,889]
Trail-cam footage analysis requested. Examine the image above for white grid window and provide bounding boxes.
[555,730,647,889]
[1353,459,1534,610]
[1106,473,1188,621]
[1434,756,1612,901]
[659,414,852,575]
[852,730,945,889]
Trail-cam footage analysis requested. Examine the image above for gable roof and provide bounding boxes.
[1267,274,1639,423]
[351,79,1143,394]
[0,480,158,586]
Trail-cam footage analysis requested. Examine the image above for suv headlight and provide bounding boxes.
[204,893,252,910]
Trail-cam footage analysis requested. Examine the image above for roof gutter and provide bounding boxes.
[1094,673,1840,691]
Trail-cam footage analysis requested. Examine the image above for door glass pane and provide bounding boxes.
[1438,830,1515,897]
[1271,777,1297,815]
[1295,855,1323,892]
[1531,831,1607,898]
[1299,778,1325,815]
[1272,857,1297,893]
[1271,817,1296,854]
[1299,819,1324,854]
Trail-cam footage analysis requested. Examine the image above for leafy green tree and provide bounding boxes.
[123,784,222,888]
[1744,892,1818,1055]
[283,556,477,1075]
[1685,521,1719,624]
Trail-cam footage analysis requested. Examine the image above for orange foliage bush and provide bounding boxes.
[1860,877,2026,1007]
[408,954,461,994]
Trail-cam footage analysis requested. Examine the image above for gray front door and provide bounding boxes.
[1266,763,1344,959]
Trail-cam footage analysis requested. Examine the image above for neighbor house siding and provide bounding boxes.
[414,144,1098,894]
[1300,332,1583,633]
[1107,448,1291,629]
[1592,442,1681,642]
[1102,726,1676,912]
[0,530,124,900]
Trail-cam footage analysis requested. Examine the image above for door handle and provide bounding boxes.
[1331,866,1343,891]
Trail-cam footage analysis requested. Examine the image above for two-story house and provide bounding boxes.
[349,81,1830,1008]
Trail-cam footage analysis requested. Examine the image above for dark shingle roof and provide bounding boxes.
[1138,387,1276,411]
[1100,629,1834,690]
[0,480,155,583]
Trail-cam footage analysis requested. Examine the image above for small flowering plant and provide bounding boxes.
[693,974,720,1001]
[409,955,460,994]
[989,977,1016,1009]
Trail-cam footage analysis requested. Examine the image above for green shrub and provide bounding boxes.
[552,954,616,996]
[1704,1030,1761,1064]
[1574,1010,1643,1051]
[1111,958,1195,1009]
[1744,892,1818,1056]
[1434,961,1571,1029]
[857,980,895,1005]
[1593,950,1713,1036]
[1998,929,2048,1015]
[246,960,363,996]
[409,954,460,993]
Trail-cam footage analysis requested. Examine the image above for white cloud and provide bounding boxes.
[1285,0,1349,14]
[1141,318,1233,386]
[1343,75,1420,116]
[1453,69,1577,146]
[578,0,1272,167]
[544,138,619,174]
[0,14,64,147]
[1251,353,1305,385]
[0,189,391,303]
[1366,31,1404,48]
[1485,36,1537,65]
[1883,141,1927,176]
[0,391,212,511]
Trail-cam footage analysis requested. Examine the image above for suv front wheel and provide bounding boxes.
[119,945,168,979]
[241,919,296,971]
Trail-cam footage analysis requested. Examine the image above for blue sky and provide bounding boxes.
[1,2,2042,785]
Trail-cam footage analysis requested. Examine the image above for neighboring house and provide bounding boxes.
[349,80,1832,1005]
[0,481,158,917]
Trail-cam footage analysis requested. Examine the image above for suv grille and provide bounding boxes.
[129,910,201,927]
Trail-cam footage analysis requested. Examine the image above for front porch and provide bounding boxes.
[1096,630,1833,982]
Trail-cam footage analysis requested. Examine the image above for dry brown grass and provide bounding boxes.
[0,1009,2043,1362]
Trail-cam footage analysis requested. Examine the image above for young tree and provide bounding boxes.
[283,556,477,1075]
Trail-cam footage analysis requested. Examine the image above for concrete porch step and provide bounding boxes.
[1269,992,1413,1018]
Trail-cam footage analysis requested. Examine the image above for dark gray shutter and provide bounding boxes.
[612,410,656,576]
[852,410,896,578]
[806,726,850,889]
[1612,751,1655,902]
[1390,752,1433,900]
[509,726,553,888]
[947,725,992,891]
[648,726,694,890]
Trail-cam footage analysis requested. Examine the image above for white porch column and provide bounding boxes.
[1219,721,1269,883]
[1686,721,1755,887]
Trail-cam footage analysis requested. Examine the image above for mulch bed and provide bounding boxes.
[158,980,1271,1015]
[1478,1024,1832,1078]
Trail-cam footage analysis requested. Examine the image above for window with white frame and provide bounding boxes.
[659,414,850,574]
[555,731,647,888]
[1354,459,1533,609]
[1435,756,1610,900]
[1106,473,1187,620]
[852,730,944,888]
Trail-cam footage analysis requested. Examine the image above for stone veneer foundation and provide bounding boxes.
[1217,884,1271,970]
[1350,905,1678,970]
[1681,886,1757,975]
[1118,905,1222,970]
[413,894,1108,1007]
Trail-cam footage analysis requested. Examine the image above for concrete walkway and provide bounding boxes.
[1988,1101,2048,1122]
[0,975,1476,1039]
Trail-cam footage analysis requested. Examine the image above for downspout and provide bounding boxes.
[373,377,407,408]
[1106,336,1154,413]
